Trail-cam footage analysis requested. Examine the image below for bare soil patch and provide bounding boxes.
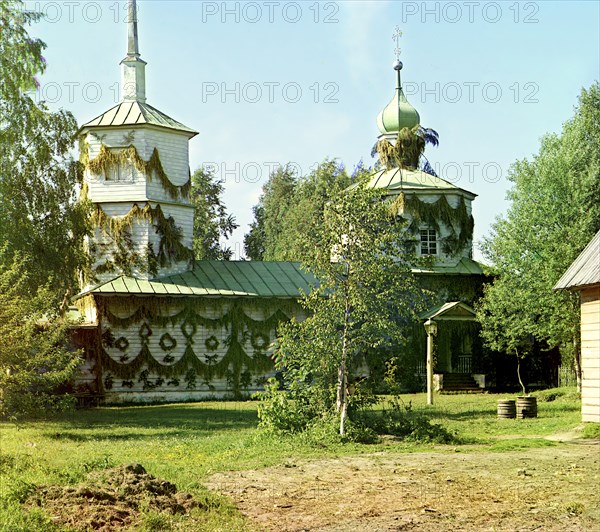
[208,442,600,531]
[24,463,202,531]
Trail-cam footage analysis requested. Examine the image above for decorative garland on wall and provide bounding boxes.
[90,202,194,277]
[159,333,177,351]
[93,297,298,396]
[389,192,474,256]
[418,274,486,305]
[84,142,191,201]
[91,203,152,242]
[205,335,219,351]
[79,137,90,200]
[97,296,299,330]
[80,137,193,279]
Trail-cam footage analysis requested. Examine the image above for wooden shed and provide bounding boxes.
[554,231,600,422]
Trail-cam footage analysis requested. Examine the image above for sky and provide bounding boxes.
[26,0,600,261]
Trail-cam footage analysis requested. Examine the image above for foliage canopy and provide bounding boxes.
[243,161,352,261]
[0,0,90,305]
[190,166,238,260]
[477,83,600,390]
[0,1,86,417]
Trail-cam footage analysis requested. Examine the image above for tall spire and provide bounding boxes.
[127,0,140,56]
[120,0,147,103]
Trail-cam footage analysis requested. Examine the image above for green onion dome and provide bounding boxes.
[376,60,420,135]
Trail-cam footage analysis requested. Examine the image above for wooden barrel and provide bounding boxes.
[516,396,538,419]
[497,399,516,419]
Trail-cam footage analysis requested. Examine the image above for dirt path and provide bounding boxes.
[207,441,600,531]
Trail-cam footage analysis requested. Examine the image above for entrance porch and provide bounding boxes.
[420,301,486,396]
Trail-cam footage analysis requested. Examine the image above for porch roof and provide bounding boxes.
[419,301,477,321]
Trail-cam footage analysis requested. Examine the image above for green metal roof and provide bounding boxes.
[75,261,316,299]
[80,100,198,137]
[362,167,477,199]
[412,257,486,276]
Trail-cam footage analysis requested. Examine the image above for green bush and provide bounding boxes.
[583,423,600,439]
[256,378,319,433]
[258,383,456,445]
[363,397,457,444]
[535,387,580,403]
[0,252,81,422]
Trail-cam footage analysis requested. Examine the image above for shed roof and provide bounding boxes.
[80,100,198,137]
[554,230,600,290]
[75,261,316,299]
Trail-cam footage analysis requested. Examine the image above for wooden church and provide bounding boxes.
[72,1,310,402]
[72,3,487,402]
[364,56,488,391]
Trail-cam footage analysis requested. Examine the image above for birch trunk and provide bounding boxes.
[337,284,350,436]
[515,348,526,395]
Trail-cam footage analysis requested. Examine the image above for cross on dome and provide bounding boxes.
[376,27,420,136]
[393,26,402,61]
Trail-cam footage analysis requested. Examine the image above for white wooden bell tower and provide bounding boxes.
[79,0,198,286]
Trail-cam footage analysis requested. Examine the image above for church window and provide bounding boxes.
[420,229,437,256]
[106,149,134,182]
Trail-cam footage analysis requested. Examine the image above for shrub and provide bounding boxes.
[583,423,600,439]
[256,378,318,434]
[363,397,457,444]
[0,252,81,421]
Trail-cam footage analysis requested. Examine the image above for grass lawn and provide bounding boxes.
[0,387,596,531]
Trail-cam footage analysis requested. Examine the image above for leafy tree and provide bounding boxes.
[249,165,298,261]
[270,160,353,262]
[243,204,266,261]
[190,166,238,260]
[0,250,81,420]
[257,183,425,436]
[0,1,89,306]
[478,84,600,390]
[476,277,534,394]
[0,1,87,418]
[243,161,352,262]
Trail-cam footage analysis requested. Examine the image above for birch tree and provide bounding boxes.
[258,183,424,436]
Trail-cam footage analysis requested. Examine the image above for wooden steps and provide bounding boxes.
[440,373,482,393]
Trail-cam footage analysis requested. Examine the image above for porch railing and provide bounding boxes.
[456,355,472,374]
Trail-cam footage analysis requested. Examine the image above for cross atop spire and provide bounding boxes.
[375,27,420,137]
[392,26,402,61]
[391,26,404,91]
[120,0,147,102]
